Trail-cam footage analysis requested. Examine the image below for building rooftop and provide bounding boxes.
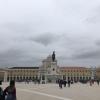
[9,67,39,69]
[60,66,88,69]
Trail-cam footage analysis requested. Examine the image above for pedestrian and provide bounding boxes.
[90,80,92,86]
[68,79,71,87]
[59,79,63,89]
[63,80,67,87]
[4,80,17,100]
[0,81,5,100]
[97,80,99,85]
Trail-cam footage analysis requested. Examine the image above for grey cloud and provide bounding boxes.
[85,5,100,24]
[0,48,42,67]
[95,40,100,46]
[0,0,100,67]
[73,50,100,59]
[0,49,24,67]
[85,15,100,24]
[1,22,33,34]
[0,50,22,60]
[29,33,60,46]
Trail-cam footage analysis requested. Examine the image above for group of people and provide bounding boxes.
[90,79,100,86]
[57,79,71,89]
[0,80,16,100]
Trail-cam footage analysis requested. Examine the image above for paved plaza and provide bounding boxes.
[2,82,100,100]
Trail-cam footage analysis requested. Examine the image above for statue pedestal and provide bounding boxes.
[46,61,59,83]
[50,61,58,75]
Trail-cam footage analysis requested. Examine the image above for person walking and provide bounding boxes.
[4,80,17,100]
[58,79,63,89]
[0,81,5,100]
[97,80,99,86]
[90,80,92,86]
[63,80,67,87]
[68,79,71,87]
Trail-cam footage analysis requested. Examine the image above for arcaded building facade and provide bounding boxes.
[60,67,91,81]
[7,67,40,81]
[96,67,100,80]
[0,53,93,83]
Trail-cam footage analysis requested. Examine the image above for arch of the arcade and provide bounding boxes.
[0,69,7,82]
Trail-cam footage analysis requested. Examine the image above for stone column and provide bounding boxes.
[45,74,47,84]
[4,71,7,82]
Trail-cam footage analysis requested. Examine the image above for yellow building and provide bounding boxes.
[0,68,7,82]
[0,66,92,82]
[60,67,91,81]
[96,67,100,80]
[0,53,93,82]
[7,67,40,81]
[0,67,40,82]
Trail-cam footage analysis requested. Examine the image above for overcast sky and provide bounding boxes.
[0,0,100,68]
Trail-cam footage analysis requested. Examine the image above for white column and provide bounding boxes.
[4,71,7,82]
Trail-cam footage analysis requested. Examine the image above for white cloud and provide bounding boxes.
[0,0,100,67]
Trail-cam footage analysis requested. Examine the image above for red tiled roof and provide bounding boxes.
[59,66,88,69]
